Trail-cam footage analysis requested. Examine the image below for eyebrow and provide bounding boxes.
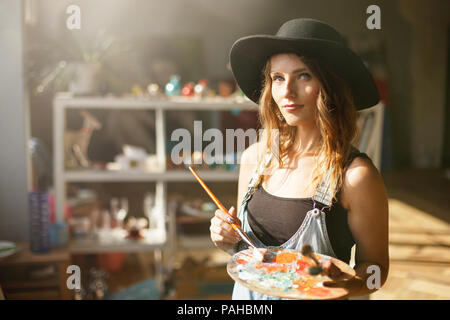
[270,67,308,75]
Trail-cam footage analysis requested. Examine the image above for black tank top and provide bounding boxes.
[247,149,370,263]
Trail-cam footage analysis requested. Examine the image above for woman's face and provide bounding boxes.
[270,53,321,127]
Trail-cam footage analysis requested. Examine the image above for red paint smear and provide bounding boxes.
[296,260,311,271]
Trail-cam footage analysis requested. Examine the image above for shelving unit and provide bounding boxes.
[63,169,239,183]
[53,94,257,289]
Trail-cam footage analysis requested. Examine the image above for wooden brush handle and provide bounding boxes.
[188,166,239,230]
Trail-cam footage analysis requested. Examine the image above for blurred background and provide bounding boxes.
[0,0,449,300]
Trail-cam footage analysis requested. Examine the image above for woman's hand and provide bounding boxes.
[323,275,366,299]
[322,262,386,298]
[210,206,242,253]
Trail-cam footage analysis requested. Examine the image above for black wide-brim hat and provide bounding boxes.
[230,18,380,110]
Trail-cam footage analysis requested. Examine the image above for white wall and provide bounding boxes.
[34,0,408,79]
[0,0,31,241]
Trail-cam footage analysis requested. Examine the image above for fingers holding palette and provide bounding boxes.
[227,248,355,300]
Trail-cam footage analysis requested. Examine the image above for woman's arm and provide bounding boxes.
[326,156,389,297]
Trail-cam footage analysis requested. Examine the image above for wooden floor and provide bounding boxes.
[369,169,450,299]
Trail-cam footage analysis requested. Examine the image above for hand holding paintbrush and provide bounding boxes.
[188,166,265,261]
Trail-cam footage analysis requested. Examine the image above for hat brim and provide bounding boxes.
[230,35,380,110]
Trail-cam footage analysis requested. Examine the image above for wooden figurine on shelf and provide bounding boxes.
[64,110,102,169]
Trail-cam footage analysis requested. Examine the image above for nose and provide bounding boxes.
[283,77,296,99]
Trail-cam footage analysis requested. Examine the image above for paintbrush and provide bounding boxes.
[301,244,323,276]
[188,166,264,262]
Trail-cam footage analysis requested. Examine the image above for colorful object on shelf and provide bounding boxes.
[50,221,68,247]
[114,144,149,171]
[110,197,128,229]
[29,191,51,253]
[0,241,18,258]
[227,248,355,300]
[125,217,148,239]
[132,84,144,97]
[218,80,235,97]
[69,216,91,238]
[147,83,161,97]
[98,253,125,274]
[194,79,208,98]
[181,82,195,97]
[165,75,181,96]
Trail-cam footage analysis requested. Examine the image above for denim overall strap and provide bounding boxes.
[312,170,334,207]
[240,151,273,205]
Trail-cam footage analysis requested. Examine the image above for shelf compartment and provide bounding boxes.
[63,170,239,182]
[69,229,167,254]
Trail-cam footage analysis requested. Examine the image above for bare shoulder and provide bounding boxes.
[341,156,387,209]
[345,156,380,185]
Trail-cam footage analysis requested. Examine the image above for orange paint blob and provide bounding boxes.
[294,278,316,288]
[275,252,298,264]
[256,264,288,273]
[303,287,331,297]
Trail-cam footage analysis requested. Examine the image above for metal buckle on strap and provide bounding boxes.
[311,208,321,218]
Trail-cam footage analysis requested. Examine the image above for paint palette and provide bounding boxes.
[227,248,355,300]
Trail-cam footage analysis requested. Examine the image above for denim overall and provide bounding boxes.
[232,151,338,300]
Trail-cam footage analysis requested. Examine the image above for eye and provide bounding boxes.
[271,75,284,82]
[298,72,311,80]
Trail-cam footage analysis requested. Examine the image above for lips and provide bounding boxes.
[283,104,303,111]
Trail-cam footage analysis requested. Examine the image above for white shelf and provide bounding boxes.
[54,95,257,111]
[69,229,167,254]
[63,169,239,182]
[53,96,244,281]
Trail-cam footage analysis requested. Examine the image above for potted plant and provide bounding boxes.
[26,29,119,96]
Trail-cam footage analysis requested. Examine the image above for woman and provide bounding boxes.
[210,18,389,299]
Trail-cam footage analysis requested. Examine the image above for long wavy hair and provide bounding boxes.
[255,53,358,203]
